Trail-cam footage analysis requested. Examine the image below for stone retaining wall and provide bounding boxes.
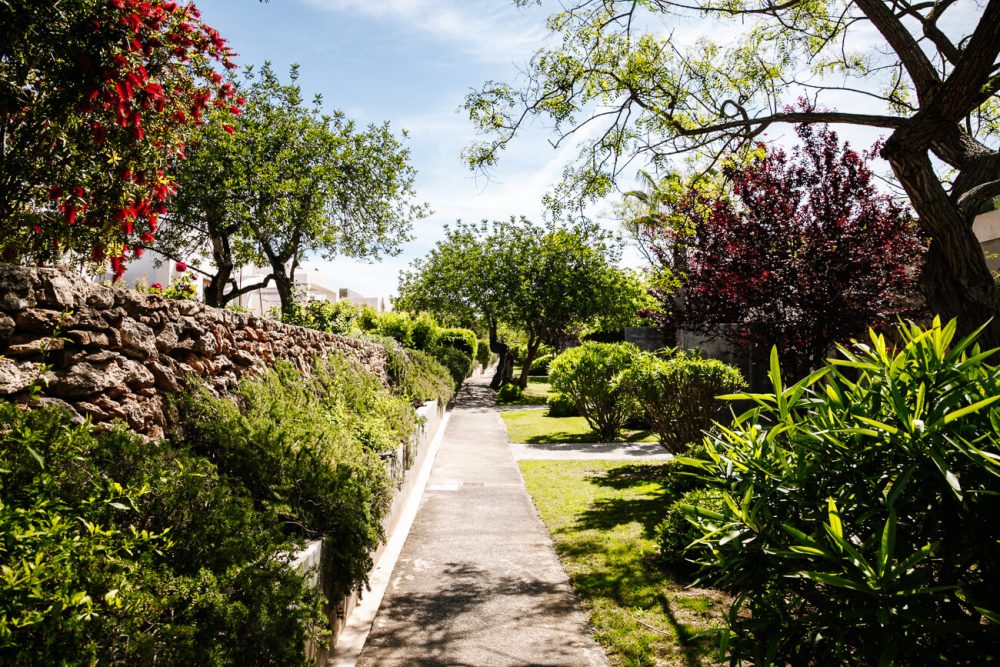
[0,265,388,439]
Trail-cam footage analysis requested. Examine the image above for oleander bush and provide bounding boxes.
[684,319,1000,665]
[0,402,321,665]
[549,341,641,440]
[657,487,724,573]
[621,350,746,452]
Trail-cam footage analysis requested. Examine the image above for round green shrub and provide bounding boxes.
[476,339,492,367]
[432,345,474,388]
[409,312,439,350]
[546,392,579,417]
[549,341,641,440]
[376,312,415,348]
[621,350,745,453]
[496,383,524,403]
[437,328,478,357]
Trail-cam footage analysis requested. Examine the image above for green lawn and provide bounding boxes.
[501,408,657,444]
[520,460,728,667]
[495,376,553,406]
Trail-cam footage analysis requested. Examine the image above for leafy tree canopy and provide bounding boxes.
[158,63,428,310]
[396,217,645,387]
[466,0,1000,343]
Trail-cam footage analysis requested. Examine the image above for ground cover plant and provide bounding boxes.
[683,319,1000,664]
[519,460,728,666]
[0,401,322,666]
[176,354,411,600]
[501,409,655,445]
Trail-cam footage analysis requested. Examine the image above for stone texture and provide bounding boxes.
[0,265,389,439]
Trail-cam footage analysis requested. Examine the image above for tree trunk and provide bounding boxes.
[883,132,1000,347]
[516,336,541,389]
[272,270,295,319]
[204,234,234,308]
[488,319,514,389]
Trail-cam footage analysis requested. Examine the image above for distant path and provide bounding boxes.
[355,372,608,667]
[510,441,673,461]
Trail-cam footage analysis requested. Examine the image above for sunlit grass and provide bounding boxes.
[520,460,728,667]
[502,409,657,444]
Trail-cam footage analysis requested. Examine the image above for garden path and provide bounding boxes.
[353,371,608,667]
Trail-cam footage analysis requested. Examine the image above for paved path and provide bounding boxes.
[356,373,608,667]
[510,441,674,461]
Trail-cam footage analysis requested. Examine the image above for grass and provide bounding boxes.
[495,376,553,406]
[502,408,657,444]
[519,460,728,667]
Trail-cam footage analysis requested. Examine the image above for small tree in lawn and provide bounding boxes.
[0,0,237,277]
[649,124,926,378]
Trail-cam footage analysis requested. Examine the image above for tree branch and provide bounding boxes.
[854,0,941,102]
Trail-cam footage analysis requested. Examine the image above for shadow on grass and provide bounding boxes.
[523,429,655,445]
[555,535,720,667]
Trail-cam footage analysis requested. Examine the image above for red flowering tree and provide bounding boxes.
[0,0,237,278]
[647,125,926,377]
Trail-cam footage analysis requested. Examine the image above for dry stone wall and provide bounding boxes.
[0,265,388,439]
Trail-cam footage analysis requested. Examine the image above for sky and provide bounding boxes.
[195,0,577,302]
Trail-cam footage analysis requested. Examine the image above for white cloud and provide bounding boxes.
[301,0,548,63]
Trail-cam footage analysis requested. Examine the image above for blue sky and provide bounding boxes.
[196,0,574,301]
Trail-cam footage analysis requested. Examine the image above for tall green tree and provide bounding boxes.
[466,1,1000,345]
[397,217,643,388]
[160,63,427,311]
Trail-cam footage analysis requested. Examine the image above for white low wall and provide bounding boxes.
[296,399,446,663]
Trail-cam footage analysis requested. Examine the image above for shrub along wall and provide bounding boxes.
[0,265,388,439]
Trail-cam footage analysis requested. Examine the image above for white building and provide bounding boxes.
[120,251,383,316]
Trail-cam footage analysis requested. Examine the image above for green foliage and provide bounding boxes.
[621,351,746,453]
[376,311,415,348]
[281,298,360,335]
[402,348,455,406]
[432,345,474,389]
[150,273,198,301]
[163,62,427,311]
[410,312,439,350]
[529,353,554,375]
[0,402,320,665]
[361,334,454,406]
[437,327,478,357]
[657,487,724,573]
[546,392,579,417]
[176,355,412,599]
[497,383,524,403]
[685,319,1000,664]
[549,342,641,440]
[476,338,492,367]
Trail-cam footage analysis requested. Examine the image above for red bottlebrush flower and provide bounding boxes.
[175,261,187,273]
[150,282,163,291]
[223,124,234,134]
[141,232,155,243]
[64,206,77,225]
[210,71,223,84]
[229,105,241,115]
[134,246,144,258]
[73,185,84,198]
[33,225,42,234]
[92,123,107,144]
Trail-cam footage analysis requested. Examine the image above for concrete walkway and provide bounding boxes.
[355,372,608,667]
